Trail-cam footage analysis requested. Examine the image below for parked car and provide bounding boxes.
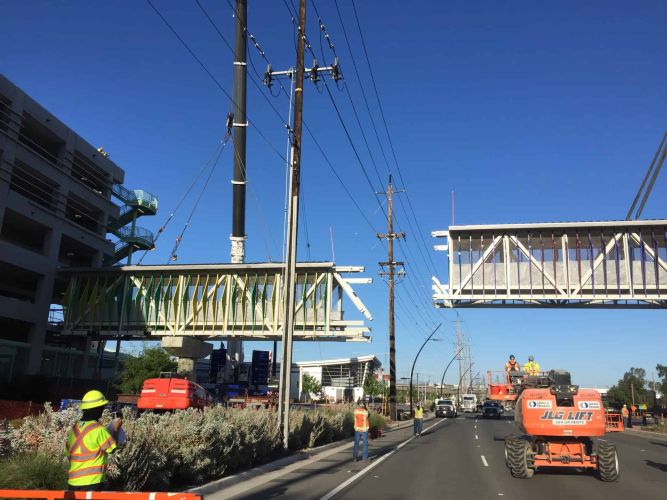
[481,400,504,419]
[435,398,458,418]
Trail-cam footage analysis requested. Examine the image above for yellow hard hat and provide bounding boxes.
[80,390,108,410]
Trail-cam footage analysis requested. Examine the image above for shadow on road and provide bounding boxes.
[645,460,667,472]
[650,440,667,448]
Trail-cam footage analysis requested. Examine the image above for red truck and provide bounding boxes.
[137,373,213,410]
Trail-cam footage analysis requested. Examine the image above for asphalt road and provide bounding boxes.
[215,414,666,499]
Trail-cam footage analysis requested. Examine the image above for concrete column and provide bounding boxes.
[162,337,212,383]
[26,227,63,375]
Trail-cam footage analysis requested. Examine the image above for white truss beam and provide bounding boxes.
[432,220,667,308]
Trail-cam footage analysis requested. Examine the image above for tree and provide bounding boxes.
[606,367,648,409]
[301,373,323,402]
[363,374,386,402]
[116,347,177,394]
[655,364,667,401]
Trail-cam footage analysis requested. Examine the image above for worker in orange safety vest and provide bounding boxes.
[353,400,370,461]
[65,390,122,491]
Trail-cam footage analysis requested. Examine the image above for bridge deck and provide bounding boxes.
[59,262,372,341]
[432,220,667,308]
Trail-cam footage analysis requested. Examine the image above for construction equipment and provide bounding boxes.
[605,411,624,432]
[505,370,619,481]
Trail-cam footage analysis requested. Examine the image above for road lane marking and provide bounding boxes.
[481,455,489,467]
[319,418,446,500]
[475,435,478,440]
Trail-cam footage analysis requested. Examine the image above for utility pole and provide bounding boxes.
[468,343,473,392]
[277,0,307,449]
[377,175,405,420]
[455,315,463,400]
[226,0,248,381]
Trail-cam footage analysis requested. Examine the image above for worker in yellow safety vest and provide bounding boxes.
[353,401,370,461]
[524,355,540,376]
[65,390,122,491]
[414,402,425,436]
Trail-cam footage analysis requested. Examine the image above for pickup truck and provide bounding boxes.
[435,398,458,418]
[481,400,504,419]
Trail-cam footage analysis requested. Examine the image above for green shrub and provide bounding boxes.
[8,405,358,491]
[0,452,67,489]
[369,412,388,430]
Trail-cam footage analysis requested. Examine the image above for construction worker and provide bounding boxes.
[65,390,121,491]
[505,354,520,373]
[621,404,630,428]
[414,402,425,436]
[353,400,369,461]
[505,354,520,383]
[524,355,540,376]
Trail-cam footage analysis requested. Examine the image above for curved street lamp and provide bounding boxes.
[409,323,442,416]
[439,345,465,397]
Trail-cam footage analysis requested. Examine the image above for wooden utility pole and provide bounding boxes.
[277,0,307,449]
[468,344,473,392]
[455,316,463,400]
[377,175,404,420]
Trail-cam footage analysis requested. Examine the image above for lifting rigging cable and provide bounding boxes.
[167,132,232,264]
[626,131,667,220]
[135,127,232,265]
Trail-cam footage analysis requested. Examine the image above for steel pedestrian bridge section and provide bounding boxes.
[60,262,373,341]
[432,220,667,308]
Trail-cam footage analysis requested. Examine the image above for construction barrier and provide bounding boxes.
[0,491,201,500]
[605,412,624,432]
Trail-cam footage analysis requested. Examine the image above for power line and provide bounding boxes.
[349,0,439,276]
[144,0,286,163]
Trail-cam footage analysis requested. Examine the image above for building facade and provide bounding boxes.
[0,74,148,397]
[295,355,382,403]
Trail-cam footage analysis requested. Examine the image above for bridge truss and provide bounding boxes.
[432,220,667,308]
[60,262,372,341]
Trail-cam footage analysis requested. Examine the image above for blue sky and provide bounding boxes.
[2,0,666,388]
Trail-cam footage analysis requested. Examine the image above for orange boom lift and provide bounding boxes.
[505,370,619,481]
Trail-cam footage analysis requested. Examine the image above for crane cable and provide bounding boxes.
[626,131,667,220]
[136,129,232,265]
[167,132,232,263]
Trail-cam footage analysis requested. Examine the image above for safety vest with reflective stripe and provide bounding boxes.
[524,361,540,376]
[65,420,116,486]
[414,407,424,419]
[354,408,369,432]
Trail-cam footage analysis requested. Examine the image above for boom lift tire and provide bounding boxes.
[596,440,620,482]
[506,437,534,478]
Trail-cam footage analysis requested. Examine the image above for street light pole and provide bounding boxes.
[409,324,442,417]
[440,345,464,397]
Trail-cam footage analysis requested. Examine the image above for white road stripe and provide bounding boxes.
[481,455,489,467]
[319,418,446,500]
[475,434,478,440]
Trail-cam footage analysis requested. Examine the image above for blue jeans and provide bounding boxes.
[414,418,424,435]
[353,430,368,460]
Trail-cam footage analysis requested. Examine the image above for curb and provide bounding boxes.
[622,427,667,439]
[189,415,430,495]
